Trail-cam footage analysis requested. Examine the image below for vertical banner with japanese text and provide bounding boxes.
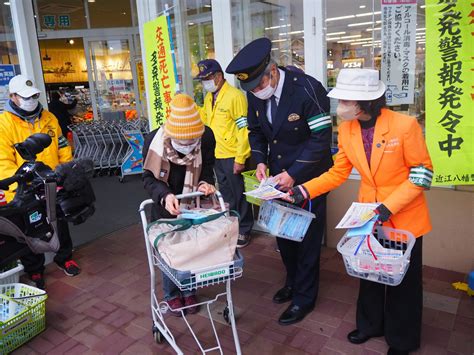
[426,0,473,185]
[381,0,417,105]
[144,15,177,130]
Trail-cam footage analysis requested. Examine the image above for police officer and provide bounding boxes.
[226,38,333,325]
[195,59,253,247]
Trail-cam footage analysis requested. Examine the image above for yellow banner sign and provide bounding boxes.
[425,0,474,185]
[144,15,177,130]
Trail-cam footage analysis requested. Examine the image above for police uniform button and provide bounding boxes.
[273,139,277,144]
[277,155,282,159]
[382,140,385,143]
[376,143,381,148]
[282,168,286,172]
[294,127,298,131]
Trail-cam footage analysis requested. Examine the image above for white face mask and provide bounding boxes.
[202,79,218,93]
[252,73,276,100]
[336,101,362,121]
[171,139,200,155]
[18,97,39,112]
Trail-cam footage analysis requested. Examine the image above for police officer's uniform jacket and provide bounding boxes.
[247,68,333,184]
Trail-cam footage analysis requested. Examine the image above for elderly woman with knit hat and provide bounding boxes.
[142,93,216,315]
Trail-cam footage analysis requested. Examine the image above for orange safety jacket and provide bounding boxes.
[303,108,432,237]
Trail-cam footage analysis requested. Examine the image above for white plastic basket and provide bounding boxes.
[337,226,416,286]
[257,200,315,242]
[0,263,24,285]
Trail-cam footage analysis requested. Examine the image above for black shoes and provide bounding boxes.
[347,329,384,344]
[272,286,292,304]
[278,303,314,325]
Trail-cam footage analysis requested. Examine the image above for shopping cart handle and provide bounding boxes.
[175,191,223,200]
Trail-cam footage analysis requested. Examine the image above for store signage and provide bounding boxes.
[381,0,417,105]
[143,15,177,130]
[425,0,473,186]
[43,15,71,29]
[121,131,144,175]
[107,79,126,92]
[0,64,15,112]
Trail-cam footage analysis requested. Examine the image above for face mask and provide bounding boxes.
[18,97,39,112]
[171,139,200,155]
[202,79,218,93]
[252,73,276,100]
[336,101,362,121]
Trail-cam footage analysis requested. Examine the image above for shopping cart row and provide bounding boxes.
[69,118,149,179]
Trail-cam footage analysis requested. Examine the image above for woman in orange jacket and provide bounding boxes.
[286,69,432,355]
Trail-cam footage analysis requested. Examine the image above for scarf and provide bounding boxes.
[144,128,202,208]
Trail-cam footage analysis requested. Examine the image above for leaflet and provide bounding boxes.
[336,202,380,229]
[244,177,287,200]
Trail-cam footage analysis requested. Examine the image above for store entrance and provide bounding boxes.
[85,37,140,122]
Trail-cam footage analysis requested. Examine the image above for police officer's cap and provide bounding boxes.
[226,37,272,91]
[194,59,223,80]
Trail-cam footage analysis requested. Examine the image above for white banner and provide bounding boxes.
[381,0,417,105]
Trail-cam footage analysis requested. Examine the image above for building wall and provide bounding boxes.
[326,180,474,274]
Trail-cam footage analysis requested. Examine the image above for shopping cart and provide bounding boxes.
[139,191,243,355]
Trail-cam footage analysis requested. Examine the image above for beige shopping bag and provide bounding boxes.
[147,212,239,271]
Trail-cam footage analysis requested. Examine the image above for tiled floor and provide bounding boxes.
[12,224,473,355]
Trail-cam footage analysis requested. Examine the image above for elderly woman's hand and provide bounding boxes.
[198,182,216,196]
[164,193,180,215]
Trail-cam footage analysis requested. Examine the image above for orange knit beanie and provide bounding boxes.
[164,93,204,140]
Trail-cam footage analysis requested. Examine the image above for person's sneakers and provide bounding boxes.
[57,259,81,276]
[167,297,184,317]
[237,234,251,248]
[29,273,45,290]
[183,295,200,314]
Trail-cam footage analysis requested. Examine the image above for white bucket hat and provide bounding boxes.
[8,75,41,98]
[327,68,386,101]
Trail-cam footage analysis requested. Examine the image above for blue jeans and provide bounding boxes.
[162,271,195,300]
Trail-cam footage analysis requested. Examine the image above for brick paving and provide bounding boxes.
[12,223,473,354]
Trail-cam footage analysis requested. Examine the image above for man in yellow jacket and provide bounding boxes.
[0,75,81,288]
[195,59,253,247]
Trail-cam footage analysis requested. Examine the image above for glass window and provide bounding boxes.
[0,3,19,111]
[36,0,87,31]
[325,0,426,149]
[231,0,304,71]
[88,0,133,28]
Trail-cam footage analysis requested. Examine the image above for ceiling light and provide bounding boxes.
[204,4,211,8]
[359,5,366,9]
[109,47,113,50]
[348,20,381,27]
[279,30,304,36]
[326,15,355,22]
[420,5,426,8]
[327,37,341,41]
[88,0,95,2]
[340,34,362,39]
[272,39,286,43]
[68,39,74,45]
[327,31,346,36]
[188,22,195,25]
[416,28,425,31]
[4,2,10,5]
[265,24,290,30]
[356,11,381,17]
[366,27,381,31]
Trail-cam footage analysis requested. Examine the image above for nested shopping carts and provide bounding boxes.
[70,118,149,181]
[139,191,243,355]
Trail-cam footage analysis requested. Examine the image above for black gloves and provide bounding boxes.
[374,204,392,223]
[287,185,310,204]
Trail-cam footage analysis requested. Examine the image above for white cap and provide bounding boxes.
[8,75,41,98]
[327,69,386,101]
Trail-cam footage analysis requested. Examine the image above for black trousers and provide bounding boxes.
[214,158,253,235]
[20,219,74,275]
[277,195,327,307]
[356,236,423,351]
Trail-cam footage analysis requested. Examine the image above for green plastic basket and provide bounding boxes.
[0,283,47,354]
[242,169,264,206]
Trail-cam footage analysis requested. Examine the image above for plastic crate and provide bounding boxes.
[257,200,315,242]
[0,262,24,285]
[0,283,47,353]
[337,226,416,286]
[242,170,262,206]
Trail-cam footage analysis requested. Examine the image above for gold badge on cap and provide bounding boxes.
[26,80,33,86]
[236,73,249,80]
[288,113,300,122]
[199,64,206,72]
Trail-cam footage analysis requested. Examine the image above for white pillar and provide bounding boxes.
[211,0,236,86]
[10,0,48,108]
[303,0,327,87]
[136,0,159,129]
